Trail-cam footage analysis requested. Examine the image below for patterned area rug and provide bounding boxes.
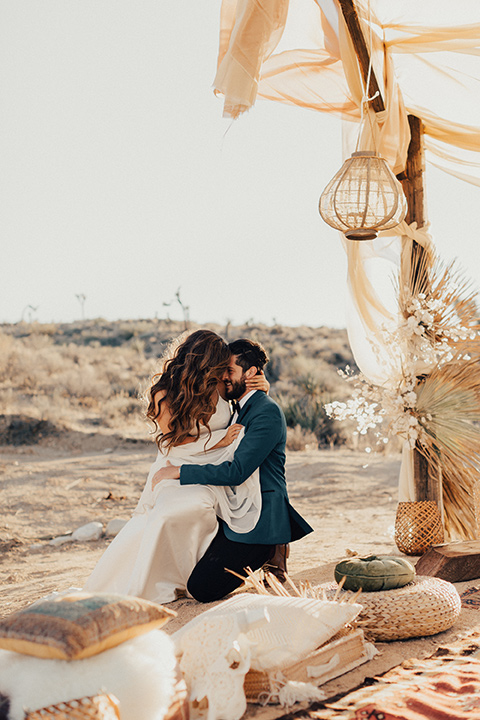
[276,626,480,720]
[460,585,480,609]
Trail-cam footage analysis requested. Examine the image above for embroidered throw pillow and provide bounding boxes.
[173,593,362,672]
[0,593,175,660]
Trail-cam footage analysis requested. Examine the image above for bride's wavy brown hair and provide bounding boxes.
[146,329,230,450]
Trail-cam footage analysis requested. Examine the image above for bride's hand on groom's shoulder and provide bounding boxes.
[151,461,180,489]
[245,371,269,394]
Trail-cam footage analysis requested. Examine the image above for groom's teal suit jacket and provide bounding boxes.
[179,391,313,545]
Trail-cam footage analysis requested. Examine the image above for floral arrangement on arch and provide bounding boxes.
[326,252,480,540]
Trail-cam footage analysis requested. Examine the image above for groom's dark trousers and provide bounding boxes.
[179,391,313,602]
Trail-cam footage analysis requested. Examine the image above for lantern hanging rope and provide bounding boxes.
[319,150,407,240]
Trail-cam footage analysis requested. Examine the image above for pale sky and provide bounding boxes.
[1,1,479,329]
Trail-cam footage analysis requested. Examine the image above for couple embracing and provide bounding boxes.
[85,330,313,603]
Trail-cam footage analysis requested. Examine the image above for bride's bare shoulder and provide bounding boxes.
[152,390,172,434]
[153,389,168,413]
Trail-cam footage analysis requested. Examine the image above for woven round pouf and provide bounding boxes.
[320,576,461,641]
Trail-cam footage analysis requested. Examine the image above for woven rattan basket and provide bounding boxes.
[25,694,120,720]
[24,675,189,720]
[320,576,460,641]
[395,501,444,555]
[244,629,370,703]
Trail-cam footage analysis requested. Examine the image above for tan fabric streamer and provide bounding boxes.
[213,0,480,502]
[214,0,289,118]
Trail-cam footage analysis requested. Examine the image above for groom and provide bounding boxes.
[155,338,313,602]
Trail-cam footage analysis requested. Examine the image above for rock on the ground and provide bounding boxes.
[49,535,73,546]
[72,521,103,542]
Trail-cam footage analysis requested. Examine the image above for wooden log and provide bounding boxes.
[413,452,442,511]
[399,115,442,508]
[337,0,385,113]
[415,541,480,582]
[400,115,426,229]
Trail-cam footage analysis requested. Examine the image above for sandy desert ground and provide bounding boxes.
[0,437,401,616]
[1,436,479,711]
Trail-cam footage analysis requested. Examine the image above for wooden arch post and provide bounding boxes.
[398,116,441,508]
[337,0,442,511]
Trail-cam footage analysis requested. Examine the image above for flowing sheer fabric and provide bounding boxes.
[214,1,480,181]
[212,0,480,502]
[85,397,261,603]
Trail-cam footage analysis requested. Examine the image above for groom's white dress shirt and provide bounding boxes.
[232,389,257,423]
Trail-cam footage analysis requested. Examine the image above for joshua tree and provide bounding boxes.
[174,288,190,331]
[75,293,86,321]
[21,304,39,323]
[162,288,190,330]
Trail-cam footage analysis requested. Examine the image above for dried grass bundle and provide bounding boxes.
[401,248,479,352]
[402,251,480,539]
[231,567,362,607]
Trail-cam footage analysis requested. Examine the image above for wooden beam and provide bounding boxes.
[400,115,429,297]
[337,0,385,113]
[401,115,425,229]
[337,4,442,513]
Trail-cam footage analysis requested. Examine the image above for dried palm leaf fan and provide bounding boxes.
[400,252,480,540]
[319,150,407,240]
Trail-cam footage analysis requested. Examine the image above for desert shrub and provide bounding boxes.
[277,393,346,447]
[0,415,60,445]
[0,320,361,446]
[55,367,112,400]
[286,424,318,451]
[0,388,14,414]
[103,393,145,429]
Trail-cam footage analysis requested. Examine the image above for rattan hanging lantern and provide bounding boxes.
[319,150,407,240]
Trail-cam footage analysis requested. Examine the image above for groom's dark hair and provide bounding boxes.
[228,339,269,374]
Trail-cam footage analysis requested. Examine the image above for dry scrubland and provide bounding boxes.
[0,317,377,451]
[0,317,403,617]
[0,317,404,632]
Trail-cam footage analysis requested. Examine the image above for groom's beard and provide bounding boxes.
[224,377,247,400]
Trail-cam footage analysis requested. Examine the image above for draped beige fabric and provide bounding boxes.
[214,0,290,119]
[214,0,480,179]
[213,0,480,501]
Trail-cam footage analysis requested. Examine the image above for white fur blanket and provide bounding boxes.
[0,630,177,720]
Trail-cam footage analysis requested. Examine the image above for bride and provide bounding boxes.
[84,329,267,604]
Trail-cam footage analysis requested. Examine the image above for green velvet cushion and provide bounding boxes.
[334,555,416,592]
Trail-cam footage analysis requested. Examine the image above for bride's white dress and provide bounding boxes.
[84,396,261,604]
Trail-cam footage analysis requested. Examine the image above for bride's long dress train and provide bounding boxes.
[84,398,261,604]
